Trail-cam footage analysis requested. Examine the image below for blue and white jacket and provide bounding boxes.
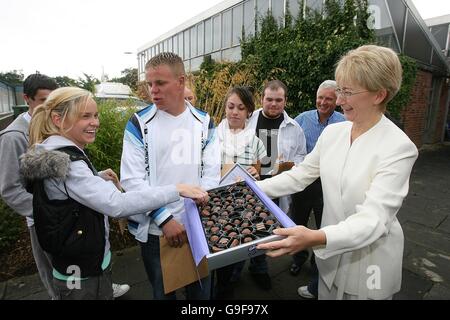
[120,102,221,243]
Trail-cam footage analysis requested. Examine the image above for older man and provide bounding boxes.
[291,80,345,298]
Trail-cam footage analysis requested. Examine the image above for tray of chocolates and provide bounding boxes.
[184,179,295,271]
[198,181,283,254]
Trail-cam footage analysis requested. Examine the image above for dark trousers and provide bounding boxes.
[290,179,323,267]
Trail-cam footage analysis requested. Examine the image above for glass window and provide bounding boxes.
[430,25,449,52]
[287,0,300,19]
[205,19,212,53]
[162,41,167,52]
[232,4,243,45]
[256,0,270,18]
[243,0,255,37]
[184,30,190,59]
[384,1,406,50]
[168,37,173,53]
[223,9,232,48]
[211,51,222,62]
[173,34,178,55]
[272,0,285,23]
[404,11,433,63]
[306,0,323,14]
[191,27,198,57]
[222,47,242,62]
[191,57,203,71]
[198,22,204,55]
[178,33,184,59]
[213,15,222,51]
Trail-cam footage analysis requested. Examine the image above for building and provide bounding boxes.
[137,0,450,147]
[0,80,22,130]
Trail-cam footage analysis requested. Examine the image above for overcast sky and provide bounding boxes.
[0,0,449,80]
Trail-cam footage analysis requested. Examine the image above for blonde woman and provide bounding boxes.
[20,87,207,300]
[257,45,418,300]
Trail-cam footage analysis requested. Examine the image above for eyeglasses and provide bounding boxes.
[335,88,370,98]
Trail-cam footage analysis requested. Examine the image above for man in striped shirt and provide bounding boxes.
[290,80,345,299]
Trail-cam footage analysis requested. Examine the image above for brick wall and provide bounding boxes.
[433,82,450,143]
[401,70,432,148]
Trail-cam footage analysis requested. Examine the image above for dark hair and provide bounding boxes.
[224,86,255,117]
[23,73,58,100]
[262,79,288,99]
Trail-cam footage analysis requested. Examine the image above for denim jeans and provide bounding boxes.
[140,234,211,300]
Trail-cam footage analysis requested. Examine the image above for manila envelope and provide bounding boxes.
[272,161,295,176]
[160,237,209,294]
[221,163,236,178]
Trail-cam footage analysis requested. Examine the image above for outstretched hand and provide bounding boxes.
[100,168,123,191]
[257,226,326,258]
[176,184,209,205]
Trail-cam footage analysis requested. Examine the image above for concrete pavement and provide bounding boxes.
[1,143,449,300]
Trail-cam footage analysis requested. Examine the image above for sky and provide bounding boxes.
[0,0,449,80]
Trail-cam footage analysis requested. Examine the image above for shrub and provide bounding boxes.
[0,198,23,254]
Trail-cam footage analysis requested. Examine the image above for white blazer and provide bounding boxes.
[257,116,418,299]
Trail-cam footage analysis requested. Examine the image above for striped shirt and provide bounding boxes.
[221,134,267,169]
[295,110,346,153]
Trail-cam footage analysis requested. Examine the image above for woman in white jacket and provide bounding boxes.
[21,87,207,300]
[257,45,418,300]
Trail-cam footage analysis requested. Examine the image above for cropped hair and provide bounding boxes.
[318,80,337,91]
[23,73,58,100]
[262,80,288,99]
[335,45,402,108]
[29,87,93,147]
[145,52,185,76]
[224,86,256,117]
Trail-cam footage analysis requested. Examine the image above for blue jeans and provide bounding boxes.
[140,234,211,300]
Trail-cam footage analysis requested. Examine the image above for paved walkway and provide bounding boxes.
[1,143,449,300]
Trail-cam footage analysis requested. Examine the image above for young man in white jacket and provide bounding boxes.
[120,53,221,300]
[241,80,307,290]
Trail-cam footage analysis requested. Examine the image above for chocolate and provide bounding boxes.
[243,237,253,243]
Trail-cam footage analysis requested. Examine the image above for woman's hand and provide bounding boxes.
[257,226,326,257]
[176,184,209,204]
[100,169,123,191]
[247,166,260,180]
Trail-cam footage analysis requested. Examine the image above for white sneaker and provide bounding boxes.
[112,283,130,298]
[297,285,316,299]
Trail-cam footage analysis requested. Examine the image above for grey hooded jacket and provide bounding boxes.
[0,113,34,222]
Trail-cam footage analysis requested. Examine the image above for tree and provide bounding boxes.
[0,70,24,85]
[110,68,138,92]
[54,76,79,88]
[77,73,100,93]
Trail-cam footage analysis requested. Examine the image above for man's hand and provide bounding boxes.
[247,166,260,180]
[162,219,187,248]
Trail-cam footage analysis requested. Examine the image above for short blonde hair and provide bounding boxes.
[29,87,93,147]
[335,45,402,108]
[145,52,185,76]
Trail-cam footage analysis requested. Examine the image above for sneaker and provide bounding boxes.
[112,283,130,299]
[250,273,272,290]
[290,263,301,276]
[297,285,316,299]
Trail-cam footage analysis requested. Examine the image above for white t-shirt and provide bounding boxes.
[149,108,201,235]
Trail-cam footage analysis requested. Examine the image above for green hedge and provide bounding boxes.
[0,198,23,253]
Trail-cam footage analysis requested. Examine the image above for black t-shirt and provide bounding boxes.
[256,112,284,180]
